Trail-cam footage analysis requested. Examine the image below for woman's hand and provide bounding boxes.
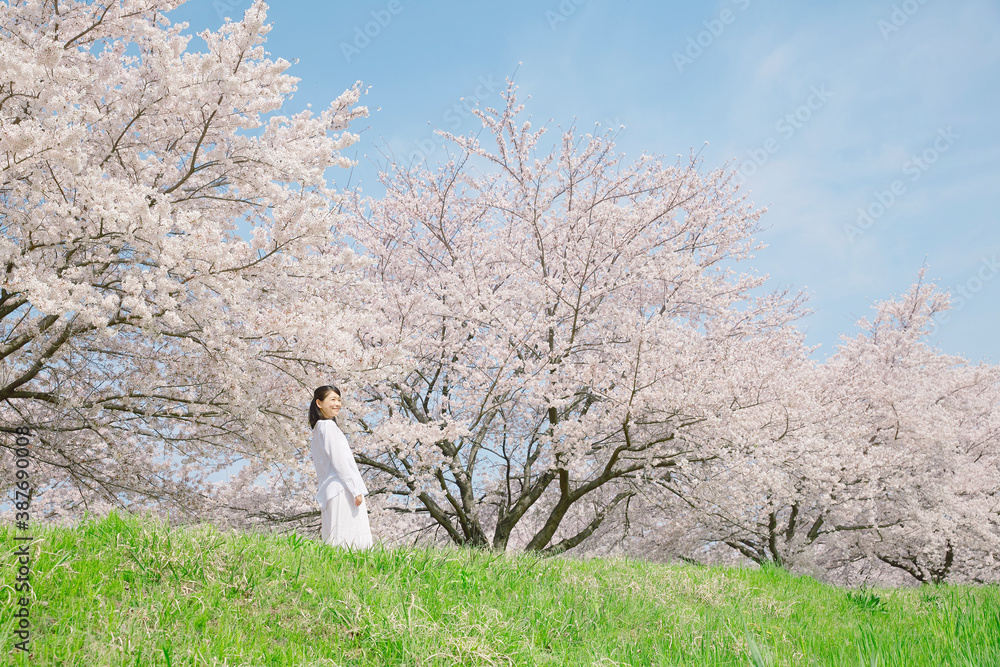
[355,494,363,507]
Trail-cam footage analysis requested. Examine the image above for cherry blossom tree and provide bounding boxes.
[819,276,1000,584]
[0,0,394,527]
[634,327,903,575]
[608,272,1000,585]
[336,80,815,554]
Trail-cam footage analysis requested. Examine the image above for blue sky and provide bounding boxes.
[167,0,1000,365]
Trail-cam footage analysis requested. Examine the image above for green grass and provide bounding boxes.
[1,510,997,666]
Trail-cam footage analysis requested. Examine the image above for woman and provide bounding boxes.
[309,384,373,549]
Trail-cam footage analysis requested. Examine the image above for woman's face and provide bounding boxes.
[316,391,342,420]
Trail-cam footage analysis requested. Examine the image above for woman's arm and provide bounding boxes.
[320,422,367,499]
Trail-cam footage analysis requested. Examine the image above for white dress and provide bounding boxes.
[310,419,373,549]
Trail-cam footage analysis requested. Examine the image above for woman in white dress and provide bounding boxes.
[309,384,373,549]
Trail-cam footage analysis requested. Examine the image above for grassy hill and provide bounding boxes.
[1,510,997,666]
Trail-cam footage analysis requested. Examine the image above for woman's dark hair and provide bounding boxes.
[309,385,341,429]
